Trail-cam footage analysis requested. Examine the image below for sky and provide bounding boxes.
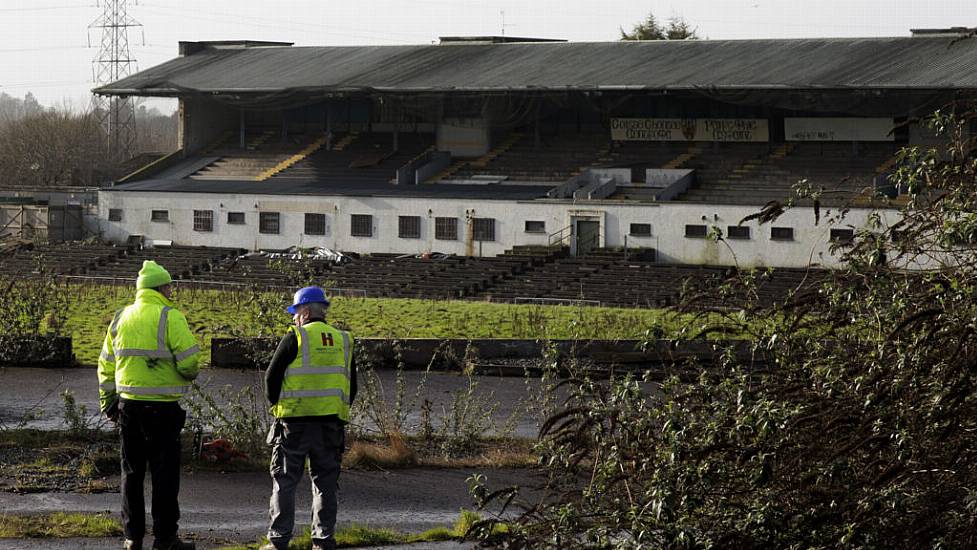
[1,0,976,113]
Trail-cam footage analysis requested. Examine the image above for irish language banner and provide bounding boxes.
[785,118,894,142]
[610,118,769,142]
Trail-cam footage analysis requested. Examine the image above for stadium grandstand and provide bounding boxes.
[91,31,975,269]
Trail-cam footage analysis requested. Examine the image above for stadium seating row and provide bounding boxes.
[0,242,828,309]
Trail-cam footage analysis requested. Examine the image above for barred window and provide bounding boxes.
[193,210,213,232]
[399,216,421,239]
[525,220,546,233]
[472,218,495,242]
[151,210,169,222]
[685,224,707,238]
[108,209,123,222]
[227,212,245,225]
[435,217,457,240]
[305,213,326,236]
[351,214,373,237]
[259,212,280,234]
[771,227,794,241]
[727,226,750,240]
[629,223,651,236]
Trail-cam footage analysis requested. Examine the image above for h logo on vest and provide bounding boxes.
[321,332,334,347]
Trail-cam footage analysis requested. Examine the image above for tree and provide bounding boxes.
[469,109,977,548]
[0,109,112,188]
[620,13,698,41]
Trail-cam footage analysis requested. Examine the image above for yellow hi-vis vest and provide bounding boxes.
[271,321,352,421]
[96,288,200,410]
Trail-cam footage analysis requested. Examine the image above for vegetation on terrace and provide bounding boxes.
[59,285,682,366]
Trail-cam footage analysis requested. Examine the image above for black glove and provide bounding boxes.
[104,399,120,423]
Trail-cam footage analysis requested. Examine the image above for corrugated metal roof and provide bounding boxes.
[95,36,977,96]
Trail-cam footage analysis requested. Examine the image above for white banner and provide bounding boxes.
[785,118,894,142]
[610,118,769,142]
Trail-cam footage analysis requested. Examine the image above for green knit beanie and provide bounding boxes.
[136,260,172,289]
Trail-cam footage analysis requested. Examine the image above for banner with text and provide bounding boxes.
[784,118,894,142]
[610,118,769,142]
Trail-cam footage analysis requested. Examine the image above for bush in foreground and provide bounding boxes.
[469,111,977,548]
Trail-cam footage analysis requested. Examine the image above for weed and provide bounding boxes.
[61,389,104,436]
[436,376,498,456]
[184,379,271,460]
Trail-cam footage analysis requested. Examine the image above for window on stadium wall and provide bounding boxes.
[259,212,280,234]
[151,210,169,223]
[399,216,421,239]
[685,224,707,238]
[305,213,326,236]
[227,212,245,225]
[351,214,373,237]
[771,227,795,241]
[629,223,651,237]
[830,228,855,243]
[193,210,213,232]
[727,226,750,240]
[473,218,495,242]
[525,220,546,233]
[435,217,458,240]
[108,208,123,222]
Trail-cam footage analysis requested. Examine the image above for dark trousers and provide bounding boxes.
[268,420,345,549]
[119,400,187,541]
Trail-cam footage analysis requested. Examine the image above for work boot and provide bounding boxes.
[312,539,336,550]
[151,537,195,550]
[123,539,142,550]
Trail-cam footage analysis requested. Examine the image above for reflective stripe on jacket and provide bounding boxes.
[96,288,200,410]
[271,321,352,421]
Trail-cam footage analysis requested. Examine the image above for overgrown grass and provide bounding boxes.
[62,283,677,365]
[0,512,121,538]
[219,509,483,549]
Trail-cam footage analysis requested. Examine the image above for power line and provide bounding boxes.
[0,4,89,12]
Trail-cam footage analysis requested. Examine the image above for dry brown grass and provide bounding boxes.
[343,434,538,470]
[419,448,538,469]
[343,433,418,469]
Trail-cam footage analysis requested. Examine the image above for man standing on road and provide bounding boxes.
[262,286,357,550]
[97,260,201,550]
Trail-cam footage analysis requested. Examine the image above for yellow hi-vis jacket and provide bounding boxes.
[96,288,200,412]
[271,321,352,421]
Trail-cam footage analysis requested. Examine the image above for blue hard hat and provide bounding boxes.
[287,286,330,314]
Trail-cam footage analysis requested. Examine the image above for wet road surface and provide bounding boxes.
[0,468,537,549]
[0,367,549,438]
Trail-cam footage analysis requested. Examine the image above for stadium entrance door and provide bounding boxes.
[574,219,600,256]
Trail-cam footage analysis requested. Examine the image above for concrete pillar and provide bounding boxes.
[239,110,246,149]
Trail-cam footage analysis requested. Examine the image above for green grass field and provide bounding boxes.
[64,284,676,366]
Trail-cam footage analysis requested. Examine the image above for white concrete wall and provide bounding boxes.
[97,190,894,268]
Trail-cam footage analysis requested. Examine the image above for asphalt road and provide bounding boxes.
[0,367,548,438]
[0,467,538,549]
